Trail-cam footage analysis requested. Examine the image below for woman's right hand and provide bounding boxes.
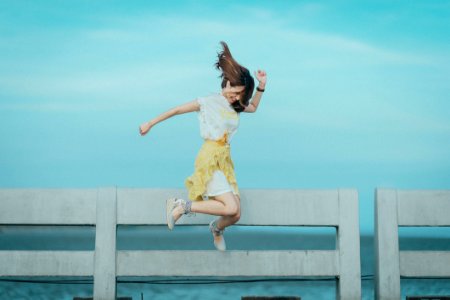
[139,121,153,136]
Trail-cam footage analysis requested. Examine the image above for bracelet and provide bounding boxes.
[256,86,265,92]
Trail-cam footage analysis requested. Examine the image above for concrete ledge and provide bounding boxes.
[0,251,94,276]
[397,190,450,226]
[400,251,450,277]
[0,189,97,225]
[116,250,339,276]
[117,189,341,226]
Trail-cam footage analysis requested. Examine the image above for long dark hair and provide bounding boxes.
[215,41,254,113]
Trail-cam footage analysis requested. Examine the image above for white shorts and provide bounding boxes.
[205,170,237,197]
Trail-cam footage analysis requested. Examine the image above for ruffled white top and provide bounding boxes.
[197,93,240,143]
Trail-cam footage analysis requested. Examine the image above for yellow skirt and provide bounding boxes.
[185,137,239,201]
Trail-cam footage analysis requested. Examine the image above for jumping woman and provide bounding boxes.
[139,41,267,251]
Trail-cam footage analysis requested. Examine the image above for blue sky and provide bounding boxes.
[1,1,449,233]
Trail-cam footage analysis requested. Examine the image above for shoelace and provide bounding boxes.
[176,199,196,217]
[211,220,224,236]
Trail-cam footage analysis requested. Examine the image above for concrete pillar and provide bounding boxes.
[336,189,361,300]
[374,189,400,300]
[93,187,117,300]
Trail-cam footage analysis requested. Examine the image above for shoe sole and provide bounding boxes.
[166,198,177,230]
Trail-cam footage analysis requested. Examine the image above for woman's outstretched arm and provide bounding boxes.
[139,99,200,136]
[244,69,267,113]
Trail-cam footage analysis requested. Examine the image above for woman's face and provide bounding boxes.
[222,84,245,104]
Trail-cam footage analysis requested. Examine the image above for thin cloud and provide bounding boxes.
[77,8,433,67]
[0,63,209,103]
[0,6,442,113]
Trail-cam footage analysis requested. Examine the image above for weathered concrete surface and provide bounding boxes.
[93,187,117,300]
[117,188,341,226]
[0,250,93,276]
[1,187,361,300]
[400,251,450,277]
[0,189,97,225]
[375,188,450,300]
[397,190,450,226]
[375,189,400,300]
[117,250,339,276]
[337,189,361,300]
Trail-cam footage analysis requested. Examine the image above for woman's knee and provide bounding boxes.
[214,192,239,216]
[224,203,239,216]
[231,210,240,222]
[228,201,241,220]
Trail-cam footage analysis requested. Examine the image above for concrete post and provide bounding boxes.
[93,187,117,300]
[336,189,361,300]
[374,189,400,300]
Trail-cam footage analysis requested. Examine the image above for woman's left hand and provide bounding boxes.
[254,70,267,87]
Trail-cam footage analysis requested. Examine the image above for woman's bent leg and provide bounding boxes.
[171,193,239,223]
[189,192,239,216]
[189,199,225,215]
[206,193,240,251]
[215,194,241,230]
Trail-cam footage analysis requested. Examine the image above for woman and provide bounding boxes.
[139,41,267,251]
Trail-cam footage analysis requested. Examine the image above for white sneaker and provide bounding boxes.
[209,219,226,251]
[166,198,179,230]
[167,198,196,231]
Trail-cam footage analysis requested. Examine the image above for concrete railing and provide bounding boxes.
[374,189,450,300]
[0,188,361,300]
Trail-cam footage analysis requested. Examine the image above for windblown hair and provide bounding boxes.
[215,41,254,113]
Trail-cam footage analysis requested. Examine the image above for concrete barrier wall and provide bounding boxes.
[0,188,361,300]
[374,189,450,300]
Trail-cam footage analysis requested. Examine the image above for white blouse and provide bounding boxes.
[197,93,240,143]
